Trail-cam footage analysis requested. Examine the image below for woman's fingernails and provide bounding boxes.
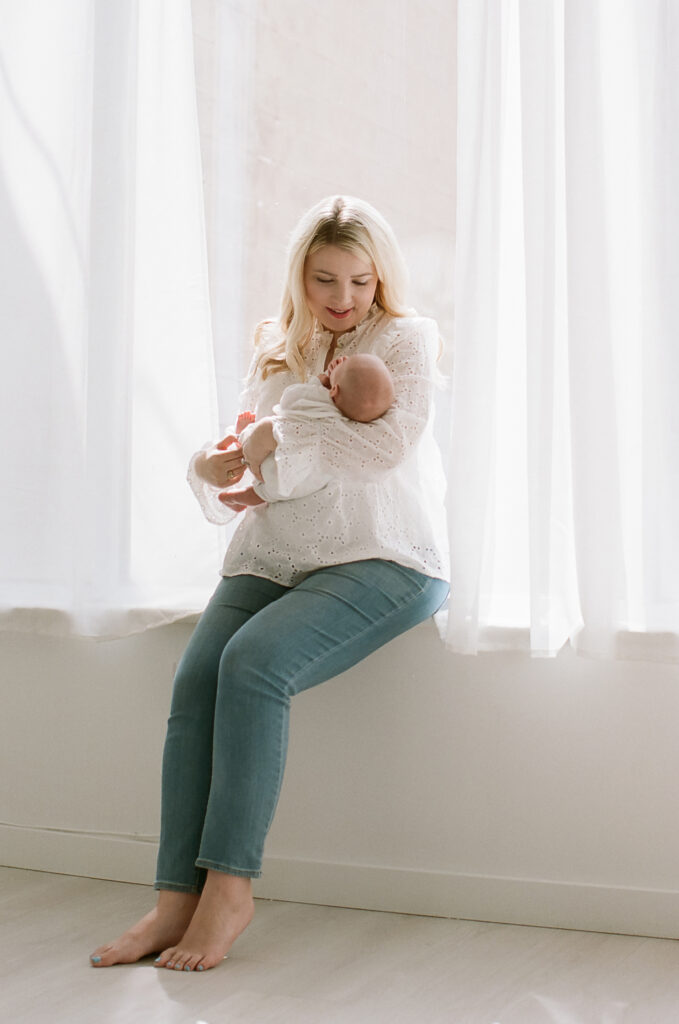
[184,965,191,971]
[90,955,102,963]
[197,964,204,971]
[154,956,161,963]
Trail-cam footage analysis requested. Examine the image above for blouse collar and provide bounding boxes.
[313,302,382,349]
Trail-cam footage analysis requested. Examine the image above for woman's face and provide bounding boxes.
[304,245,378,336]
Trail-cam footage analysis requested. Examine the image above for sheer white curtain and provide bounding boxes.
[0,0,221,637]
[198,0,457,416]
[192,0,256,433]
[447,0,679,659]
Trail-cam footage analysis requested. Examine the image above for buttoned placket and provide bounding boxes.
[313,303,382,373]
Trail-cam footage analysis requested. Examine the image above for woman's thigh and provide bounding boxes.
[170,574,288,709]
[221,560,449,698]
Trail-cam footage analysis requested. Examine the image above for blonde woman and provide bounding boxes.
[90,196,449,973]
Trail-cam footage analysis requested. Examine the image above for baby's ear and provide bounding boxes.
[329,384,340,399]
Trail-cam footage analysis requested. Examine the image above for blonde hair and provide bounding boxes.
[254,196,410,380]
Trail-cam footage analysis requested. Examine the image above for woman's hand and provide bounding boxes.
[216,491,248,514]
[219,485,267,510]
[242,418,276,482]
[194,435,247,488]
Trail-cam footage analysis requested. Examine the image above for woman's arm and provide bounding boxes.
[187,436,247,524]
[187,337,281,523]
[193,435,247,488]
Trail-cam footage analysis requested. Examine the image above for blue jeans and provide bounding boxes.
[154,559,449,891]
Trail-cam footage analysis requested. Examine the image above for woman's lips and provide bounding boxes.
[327,307,353,319]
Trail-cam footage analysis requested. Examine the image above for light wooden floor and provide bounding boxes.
[2,867,679,1023]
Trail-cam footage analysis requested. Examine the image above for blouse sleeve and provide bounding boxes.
[252,446,334,502]
[186,351,262,526]
[270,317,439,495]
[186,441,240,526]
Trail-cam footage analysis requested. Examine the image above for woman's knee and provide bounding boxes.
[168,639,224,718]
[218,630,292,703]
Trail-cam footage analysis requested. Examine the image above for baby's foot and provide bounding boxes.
[235,411,256,433]
[89,891,199,967]
[155,872,254,973]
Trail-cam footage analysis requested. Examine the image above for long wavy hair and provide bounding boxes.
[254,196,411,380]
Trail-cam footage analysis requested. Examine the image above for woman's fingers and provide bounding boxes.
[225,466,246,484]
[215,434,239,451]
[204,439,247,487]
[218,492,247,513]
[223,486,266,508]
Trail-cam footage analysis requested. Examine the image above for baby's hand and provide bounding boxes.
[235,411,256,434]
[319,355,348,389]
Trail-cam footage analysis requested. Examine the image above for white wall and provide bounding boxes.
[3,623,679,939]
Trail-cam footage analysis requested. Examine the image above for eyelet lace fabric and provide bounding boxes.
[247,380,342,502]
[187,309,449,585]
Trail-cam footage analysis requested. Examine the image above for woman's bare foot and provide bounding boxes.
[155,871,254,972]
[89,890,200,967]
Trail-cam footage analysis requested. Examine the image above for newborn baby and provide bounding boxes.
[231,353,395,506]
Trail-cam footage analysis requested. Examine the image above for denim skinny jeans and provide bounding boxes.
[154,559,449,891]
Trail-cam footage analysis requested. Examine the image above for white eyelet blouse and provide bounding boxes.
[188,305,449,585]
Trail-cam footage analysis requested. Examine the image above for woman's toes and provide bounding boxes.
[89,945,113,966]
[198,952,228,971]
[155,946,176,968]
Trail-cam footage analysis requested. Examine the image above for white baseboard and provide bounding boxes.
[254,856,679,940]
[1,823,157,885]
[3,823,678,940]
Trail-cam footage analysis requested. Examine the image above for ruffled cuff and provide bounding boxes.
[187,443,239,526]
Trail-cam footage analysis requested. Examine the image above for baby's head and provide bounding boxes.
[326,353,395,422]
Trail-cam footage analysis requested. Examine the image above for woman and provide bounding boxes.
[90,195,449,973]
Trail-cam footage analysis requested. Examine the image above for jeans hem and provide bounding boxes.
[195,857,262,879]
[153,880,202,894]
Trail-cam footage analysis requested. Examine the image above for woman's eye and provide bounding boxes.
[315,278,370,285]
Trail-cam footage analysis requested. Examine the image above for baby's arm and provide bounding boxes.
[240,384,337,502]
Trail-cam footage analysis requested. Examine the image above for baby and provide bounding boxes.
[319,352,395,424]
[231,353,395,506]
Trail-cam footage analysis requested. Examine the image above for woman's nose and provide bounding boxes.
[331,284,352,307]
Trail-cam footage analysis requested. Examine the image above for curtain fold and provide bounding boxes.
[0,0,222,637]
[446,2,503,654]
[448,0,679,659]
